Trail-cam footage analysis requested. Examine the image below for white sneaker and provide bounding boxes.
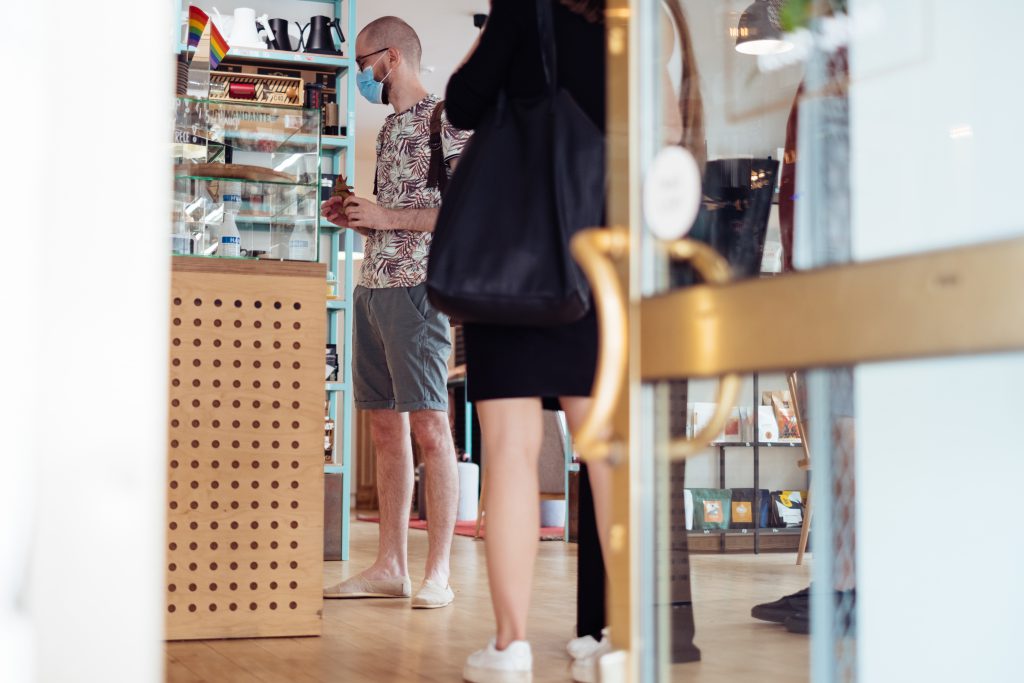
[411,579,454,609]
[567,627,609,659]
[463,638,532,683]
[571,637,613,683]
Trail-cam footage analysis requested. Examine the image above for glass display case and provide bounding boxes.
[172,96,322,261]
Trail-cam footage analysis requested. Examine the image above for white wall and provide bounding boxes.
[1,1,171,682]
[850,1,1024,680]
[682,0,803,160]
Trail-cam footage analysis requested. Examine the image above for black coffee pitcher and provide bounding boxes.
[262,18,297,51]
[299,15,345,55]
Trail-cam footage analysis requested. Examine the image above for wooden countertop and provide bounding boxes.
[172,256,326,278]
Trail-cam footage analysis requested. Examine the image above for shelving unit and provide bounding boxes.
[316,0,357,564]
[689,373,809,554]
[179,44,352,70]
[447,374,475,462]
[176,0,358,560]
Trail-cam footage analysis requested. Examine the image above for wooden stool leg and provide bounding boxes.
[797,490,812,565]
[788,371,813,565]
[474,471,486,539]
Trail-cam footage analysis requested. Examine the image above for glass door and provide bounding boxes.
[575,2,1024,682]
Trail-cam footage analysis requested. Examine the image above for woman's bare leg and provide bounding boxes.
[476,397,544,648]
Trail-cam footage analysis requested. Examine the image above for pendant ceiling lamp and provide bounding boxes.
[735,0,793,55]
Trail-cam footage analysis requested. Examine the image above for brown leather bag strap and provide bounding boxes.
[426,100,448,194]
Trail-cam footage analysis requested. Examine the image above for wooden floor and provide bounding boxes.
[166,520,810,682]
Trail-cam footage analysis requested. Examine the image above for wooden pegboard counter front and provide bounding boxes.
[167,257,326,640]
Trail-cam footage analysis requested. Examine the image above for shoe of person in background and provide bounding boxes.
[571,636,613,683]
[323,574,411,599]
[783,590,856,635]
[567,627,610,659]
[463,639,533,683]
[411,579,454,609]
[784,611,809,634]
[751,585,810,623]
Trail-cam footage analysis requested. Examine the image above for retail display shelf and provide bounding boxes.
[174,173,317,188]
[689,527,803,536]
[321,135,351,150]
[179,44,353,70]
[174,0,356,565]
[712,441,803,448]
[568,462,581,473]
[170,253,255,261]
[697,373,811,555]
[233,215,317,226]
[219,132,346,150]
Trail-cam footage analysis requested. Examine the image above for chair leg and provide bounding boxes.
[797,490,812,565]
[789,371,813,566]
[474,472,486,539]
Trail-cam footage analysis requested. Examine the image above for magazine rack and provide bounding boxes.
[699,373,809,554]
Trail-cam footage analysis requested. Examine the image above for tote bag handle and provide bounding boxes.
[536,0,558,95]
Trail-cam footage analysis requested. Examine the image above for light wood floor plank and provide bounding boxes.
[166,520,811,682]
[166,641,267,683]
[165,653,205,683]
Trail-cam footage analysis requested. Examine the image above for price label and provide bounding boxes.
[174,129,205,145]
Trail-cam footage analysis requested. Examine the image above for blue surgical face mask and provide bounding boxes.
[356,52,392,105]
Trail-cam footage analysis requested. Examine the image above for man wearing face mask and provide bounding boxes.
[320,16,470,610]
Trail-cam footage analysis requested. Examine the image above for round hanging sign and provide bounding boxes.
[643,146,702,241]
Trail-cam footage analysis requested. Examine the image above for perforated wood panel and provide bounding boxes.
[166,258,326,640]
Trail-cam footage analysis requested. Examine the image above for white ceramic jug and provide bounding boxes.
[225,7,266,49]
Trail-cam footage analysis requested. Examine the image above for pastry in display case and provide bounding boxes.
[172,96,322,261]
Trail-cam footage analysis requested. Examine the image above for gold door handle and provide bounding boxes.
[570,232,740,462]
[664,239,742,460]
[570,228,630,463]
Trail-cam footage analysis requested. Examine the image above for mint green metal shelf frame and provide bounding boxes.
[175,46,353,71]
[176,0,357,561]
[322,0,357,562]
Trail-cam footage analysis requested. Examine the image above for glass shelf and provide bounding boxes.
[711,441,804,448]
[321,135,351,150]
[172,96,322,262]
[175,97,319,143]
[178,45,353,71]
[174,98,321,183]
[173,173,318,188]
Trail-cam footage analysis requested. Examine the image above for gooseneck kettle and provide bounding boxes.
[299,16,345,55]
[263,18,298,51]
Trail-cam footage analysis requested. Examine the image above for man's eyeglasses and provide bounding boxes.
[355,47,388,71]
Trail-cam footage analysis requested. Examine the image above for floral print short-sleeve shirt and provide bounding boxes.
[360,95,470,289]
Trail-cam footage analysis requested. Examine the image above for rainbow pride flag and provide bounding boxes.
[187,6,209,48]
[209,22,229,69]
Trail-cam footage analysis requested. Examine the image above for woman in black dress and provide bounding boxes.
[446,1,704,679]
[445,1,611,680]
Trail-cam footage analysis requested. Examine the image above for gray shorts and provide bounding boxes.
[352,284,451,413]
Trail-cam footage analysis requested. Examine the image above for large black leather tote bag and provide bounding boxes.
[427,0,604,326]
